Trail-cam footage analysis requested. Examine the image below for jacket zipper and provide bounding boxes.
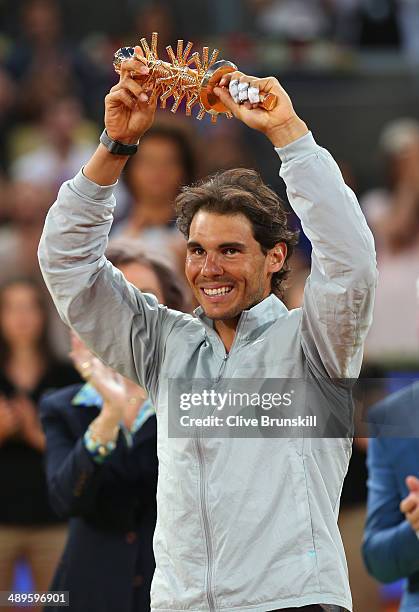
[195,432,216,612]
[196,316,247,611]
[214,353,229,383]
[195,352,229,611]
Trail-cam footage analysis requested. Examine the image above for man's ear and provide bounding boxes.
[268,242,287,273]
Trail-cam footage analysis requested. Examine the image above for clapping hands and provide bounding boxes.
[0,394,45,451]
[70,334,146,428]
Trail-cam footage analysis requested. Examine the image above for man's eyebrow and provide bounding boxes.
[186,241,247,250]
[218,242,246,250]
[186,240,202,249]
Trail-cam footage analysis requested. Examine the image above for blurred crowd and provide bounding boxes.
[1,1,419,611]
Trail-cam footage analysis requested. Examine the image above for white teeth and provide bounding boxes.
[203,286,233,296]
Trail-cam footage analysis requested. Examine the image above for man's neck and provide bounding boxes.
[214,318,239,353]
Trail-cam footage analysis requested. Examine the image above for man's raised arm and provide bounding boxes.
[38,50,178,393]
[214,73,377,379]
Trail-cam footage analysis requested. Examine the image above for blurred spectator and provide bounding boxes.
[0,174,13,228]
[4,0,81,122]
[338,367,386,612]
[0,278,80,605]
[397,0,419,64]
[129,2,176,51]
[198,119,255,177]
[363,377,419,611]
[247,0,333,41]
[362,118,419,362]
[332,0,419,57]
[0,181,53,284]
[9,96,96,193]
[0,68,17,172]
[0,178,81,359]
[116,124,196,267]
[358,0,400,48]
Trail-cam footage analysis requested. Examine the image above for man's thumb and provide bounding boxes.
[212,87,236,113]
[406,475,419,492]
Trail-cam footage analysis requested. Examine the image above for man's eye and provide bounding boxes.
[223,248,238,255]
[191,247,205,256]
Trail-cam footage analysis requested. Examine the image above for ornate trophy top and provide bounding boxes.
[113,32,276,124]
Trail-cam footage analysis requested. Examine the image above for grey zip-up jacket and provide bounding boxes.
[39,132,377,612]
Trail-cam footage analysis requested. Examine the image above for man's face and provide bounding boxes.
[185,210,286,321]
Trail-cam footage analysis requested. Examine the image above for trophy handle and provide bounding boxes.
[200,60,277,113]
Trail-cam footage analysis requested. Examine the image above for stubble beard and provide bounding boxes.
[202,280,268,322]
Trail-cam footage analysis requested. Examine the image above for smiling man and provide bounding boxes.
[177,166,298,351]
[39,49,377,612]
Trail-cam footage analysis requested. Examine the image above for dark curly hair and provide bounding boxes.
[175,168,299,298]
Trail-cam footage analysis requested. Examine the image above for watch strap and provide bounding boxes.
[100,129,139,156]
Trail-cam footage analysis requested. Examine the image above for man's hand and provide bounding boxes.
[400,475,419,535]
[105,45,157,144]
[213,71,308,147]
[84,46,158,185]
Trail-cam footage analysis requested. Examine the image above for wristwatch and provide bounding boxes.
[100,129,139,156]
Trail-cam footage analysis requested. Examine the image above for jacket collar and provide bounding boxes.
[194,294,289,342]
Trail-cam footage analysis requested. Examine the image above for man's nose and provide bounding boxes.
[201,253,223,277]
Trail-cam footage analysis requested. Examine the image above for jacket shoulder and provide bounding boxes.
[367,382,419,440]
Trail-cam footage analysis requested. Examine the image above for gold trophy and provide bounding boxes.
[113,32,277,124]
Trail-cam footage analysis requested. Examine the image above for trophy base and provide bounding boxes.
[200,60,237,114]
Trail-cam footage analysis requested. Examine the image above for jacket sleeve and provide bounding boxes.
[362,436,419,582]
[277,133,377,379]
[38,170,185,397]
[40,391,127,518]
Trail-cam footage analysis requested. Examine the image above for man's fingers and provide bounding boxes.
[121,78,148,100]
[212,86,237,114]
[133,45,147,62]
[106,89,137,110]
[119,56,149,81]
[111,79,149,102]
[216,70,268,108]
[218,70,244,88]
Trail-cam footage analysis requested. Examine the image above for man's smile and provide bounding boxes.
[199,285,235,302]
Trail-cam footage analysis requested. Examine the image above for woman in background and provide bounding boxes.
[40,242,189,612]
[115,124,196,269]
[0,278,80,607]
